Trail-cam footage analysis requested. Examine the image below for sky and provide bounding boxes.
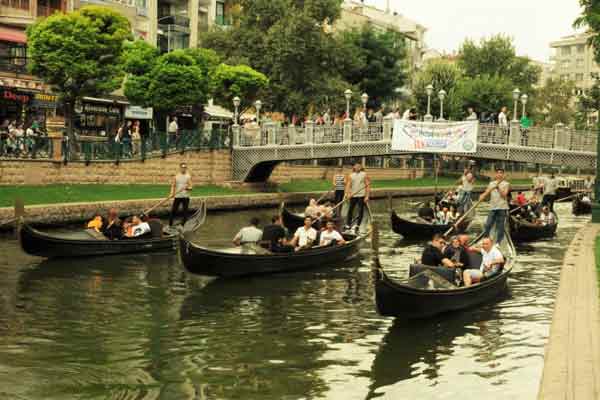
[368,0,584,62]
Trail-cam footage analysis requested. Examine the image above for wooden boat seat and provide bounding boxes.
[406,270,457,290]
[84,229,109,241]
[409,264,456,284]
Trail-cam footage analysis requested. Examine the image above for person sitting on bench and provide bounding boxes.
[463,237,504,286]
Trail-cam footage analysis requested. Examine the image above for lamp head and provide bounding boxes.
[426,84,434,96]
[344,89,352,101]
[521,94,528,104]
[361,93,369,105]
[233,96,240,108]
[438,89,446,100]
[513,88,521,100]
[254,100,262,111]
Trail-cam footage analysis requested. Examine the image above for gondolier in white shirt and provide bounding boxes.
[457,166,475,213]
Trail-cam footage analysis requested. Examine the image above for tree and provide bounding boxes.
[574,0,600,63]
[456,75,513,118]
[123,43,217,116]
[413,60,463,120]
[534,78,576,127]
[338,26,408,107]
[576,79,600,129]
[457,35,541,94]
[27,6,132,138]
[202,0,352,116]
[210,64,269,110]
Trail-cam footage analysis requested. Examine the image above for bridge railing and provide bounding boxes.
[232,118,597,154]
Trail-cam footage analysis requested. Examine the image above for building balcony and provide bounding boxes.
[0,56,28,75]
[157,14,190,28]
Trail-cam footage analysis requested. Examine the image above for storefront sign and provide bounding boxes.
[2,88,30,104]
[31,93,58,109]
[81,102,121,116]
[125,105,153,120]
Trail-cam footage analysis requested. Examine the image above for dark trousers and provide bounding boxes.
[483,209,507,244]
[542,194,556,212]
[170,197,190,226]
[346,197,365,226]
[334,190,344,216]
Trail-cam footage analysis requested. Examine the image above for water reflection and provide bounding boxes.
[0,200,588,399]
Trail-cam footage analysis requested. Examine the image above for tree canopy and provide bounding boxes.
[27,6,131,135]
[210,64,269,109]
[534,78,576,127]
[413,60,463,120]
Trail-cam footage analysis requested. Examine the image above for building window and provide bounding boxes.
[561,59,570,69]
[577,44,585,53]
[561,46,572,56]
[576,73,584,81]
[560,74,570,81]
[215,1,226,25]
[576,58,584,68]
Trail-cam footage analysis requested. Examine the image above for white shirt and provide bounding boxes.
[168,120,178,134]
[320,230,343,246]
[488,180,510,210]
[539,212,556,226]
[498,112,508,128]
[294,226,317,247]
[582,195,591,203]
[402,109,411,120]
[480,245,504,272]
[466,111,478,121]
[543,177,558,196]
[234,226,263,244]
[461,173,474,192]
[130,222,151,237]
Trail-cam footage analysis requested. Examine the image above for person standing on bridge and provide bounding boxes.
[169,162,193,227]
[498,106,509,144]
[345,163,370,230]
[479,168,511,244]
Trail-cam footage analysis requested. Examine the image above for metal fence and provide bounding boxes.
[0,136,54,159]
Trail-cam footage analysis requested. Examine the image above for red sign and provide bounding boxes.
[2,89,30,104]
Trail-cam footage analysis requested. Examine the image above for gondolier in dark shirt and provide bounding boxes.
[169,163,193,227]
[345,163,370,229]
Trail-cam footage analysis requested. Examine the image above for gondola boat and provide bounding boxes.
[19,203,206,258]
[572,196,592,216]
[179,232,365,278]
[390,210,471,240]
[280,201,371,235]
[509,215,557,242]
[373,230,515,319]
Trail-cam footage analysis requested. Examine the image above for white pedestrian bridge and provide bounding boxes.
[231,117,597,182]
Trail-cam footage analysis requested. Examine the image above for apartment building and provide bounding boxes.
[334,0,427,72]
[550,32,600,90]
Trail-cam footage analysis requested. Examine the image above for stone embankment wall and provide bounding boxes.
[270,164,425,183]
[0,150,233,185]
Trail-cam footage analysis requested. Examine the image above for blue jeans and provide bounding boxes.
[483,209,507,244]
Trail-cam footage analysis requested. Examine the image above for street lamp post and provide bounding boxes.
[438,89,446,121]
[426,84,434,120]
[361,93,369,114]
[233,96,240,126]
[520,94,528,118]
[512,88,521,122]
[394,87,402,109]
[254,100,262,125]
[344,89,352,120]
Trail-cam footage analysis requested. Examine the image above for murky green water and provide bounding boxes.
[0,199,587,399]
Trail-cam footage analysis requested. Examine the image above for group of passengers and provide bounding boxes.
[510,192,557,227]
[420,233,505,287]
[232,215,346,253]
[304,199,334,220]
[87,208,158,240]
[417,201,461,226]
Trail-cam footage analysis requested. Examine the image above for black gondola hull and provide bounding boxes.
[572,198,592,216]
[390,210,470,240]
[374,268,510,319]
[179,235,363,278]
[19,223,177,258]
[509,218,557,242]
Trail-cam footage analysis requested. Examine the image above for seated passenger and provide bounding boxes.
[319,202,334,219]
[443,236,469,267]
[123,215,152,238]
[436,206,450,225]
[582,194,592,204]
[305,199,321,219]
[421,234,458,268]
[448,205,460,223]
[262,215,289,251]
[463,237,504,286]
[418,202,435,222]
[290,216,318,251]
[233,217,263,246]
[319,220,346,246]
[515,191,527,207]
[87,214,104,232]
[538,206,556,226]
[102,208,122,240]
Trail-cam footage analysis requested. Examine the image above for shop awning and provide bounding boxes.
[0,26,27,44]
[204,103,233,120]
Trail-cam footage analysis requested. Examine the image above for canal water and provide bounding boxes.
[0,199,587,399]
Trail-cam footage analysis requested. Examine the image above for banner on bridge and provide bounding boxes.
[391,120,478,153]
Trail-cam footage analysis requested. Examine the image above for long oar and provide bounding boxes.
[371,222,382,270]
[314,183,369,224]
[315,188,334,204]
[443,199,482,237]
[143,187,187,216]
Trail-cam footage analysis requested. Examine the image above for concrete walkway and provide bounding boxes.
[538,223,600,399]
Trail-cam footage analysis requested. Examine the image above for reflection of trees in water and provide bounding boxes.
[4,253,196,399]
[366,302,505,399]
[177,261,376,399]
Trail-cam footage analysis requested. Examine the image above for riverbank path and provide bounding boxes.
[538,223,600,399]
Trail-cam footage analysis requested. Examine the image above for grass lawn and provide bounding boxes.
[0,184,247,208]
[0,177,535,207]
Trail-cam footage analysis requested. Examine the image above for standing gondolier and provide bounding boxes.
[345,163,370,229]
[169,162,193,227]
[479,168,511,244]
[457,166,475,214]
[541,173,558,213]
